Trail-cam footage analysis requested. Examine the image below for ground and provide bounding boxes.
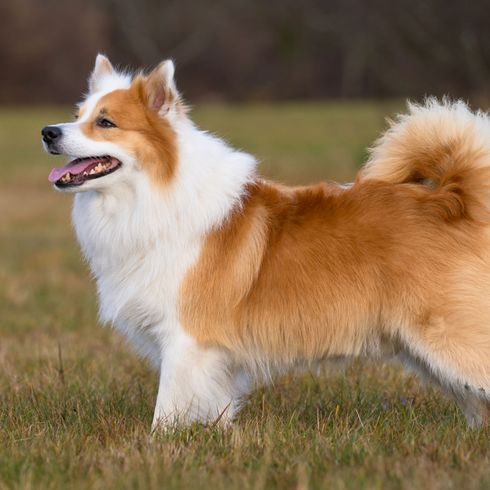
[1,102,489,490]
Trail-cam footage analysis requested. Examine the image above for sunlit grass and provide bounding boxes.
[1,102,488,490]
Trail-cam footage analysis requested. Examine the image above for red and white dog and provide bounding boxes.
[43,55,490,429]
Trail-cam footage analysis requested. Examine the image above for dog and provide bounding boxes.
[42,54,490,429]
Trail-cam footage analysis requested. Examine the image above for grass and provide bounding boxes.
[1,101,489,490]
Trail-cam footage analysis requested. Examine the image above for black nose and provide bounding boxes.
[42,126,62,144]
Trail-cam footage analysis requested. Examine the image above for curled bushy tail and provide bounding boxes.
[362,98,490,221]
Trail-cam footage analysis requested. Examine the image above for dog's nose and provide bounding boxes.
[42,126,62,144]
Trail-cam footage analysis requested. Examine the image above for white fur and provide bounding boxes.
[47,67,256,428]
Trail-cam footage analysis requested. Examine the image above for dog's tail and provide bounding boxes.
[361,98,490,221]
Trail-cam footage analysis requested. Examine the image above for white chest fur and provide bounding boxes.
[72,179,202,366]
[70,123,256,369]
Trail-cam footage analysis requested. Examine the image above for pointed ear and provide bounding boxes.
[89,54,114,93]
[144,60,178,113]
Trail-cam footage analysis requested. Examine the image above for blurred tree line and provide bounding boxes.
[1,0,489,104]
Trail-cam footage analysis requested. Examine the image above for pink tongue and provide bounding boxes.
[48,158,100,183]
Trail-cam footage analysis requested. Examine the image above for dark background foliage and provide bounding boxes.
[1,0,489,104]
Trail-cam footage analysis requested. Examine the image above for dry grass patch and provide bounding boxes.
[1,103,489,490]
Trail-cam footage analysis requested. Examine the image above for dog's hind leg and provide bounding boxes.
[397,308,490,428]
[397,348,489,428]
[450,386,489,428]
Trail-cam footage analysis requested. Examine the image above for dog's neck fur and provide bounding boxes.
[72,116,256,338]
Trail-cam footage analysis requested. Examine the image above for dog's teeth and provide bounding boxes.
[81,159,114,178]
[61,172,72,183]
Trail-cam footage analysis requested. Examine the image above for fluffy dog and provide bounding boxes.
[42,54,490,429]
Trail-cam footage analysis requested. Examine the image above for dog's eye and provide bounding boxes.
[97,118,117,128]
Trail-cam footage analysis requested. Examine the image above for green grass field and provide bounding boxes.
[1,102,489,490]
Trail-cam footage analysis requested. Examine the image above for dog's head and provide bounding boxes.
[42,54,181,192]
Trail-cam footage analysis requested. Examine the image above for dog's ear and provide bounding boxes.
[144,60,178,114]
[89,54,114,93]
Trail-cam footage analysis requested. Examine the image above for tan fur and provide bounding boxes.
[178,101,490,425]
[79,75,179,185]
[180,179,489,360]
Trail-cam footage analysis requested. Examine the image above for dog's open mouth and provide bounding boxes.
[48,156,122,187]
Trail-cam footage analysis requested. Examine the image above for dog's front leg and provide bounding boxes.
[151,332,243,431]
